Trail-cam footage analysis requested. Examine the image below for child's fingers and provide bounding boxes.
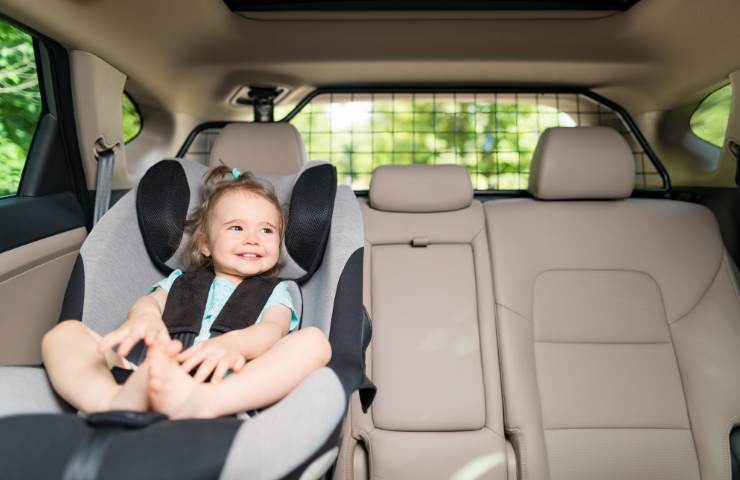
[211,358,232,384]
[193,355,221,383]
[144,328,159,346]
[232,356,246,372]
[176,343,203,362]
[180,348,209,373]
[98,328,129,353]
[165,339,183,357]
[116,328,145,357]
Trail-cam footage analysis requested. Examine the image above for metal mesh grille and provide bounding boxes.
[181,92,663,191]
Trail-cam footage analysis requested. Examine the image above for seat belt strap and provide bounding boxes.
[93,146,116,225]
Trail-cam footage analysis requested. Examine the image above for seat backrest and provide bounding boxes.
[343,165,511,480]
[486,126,740,480]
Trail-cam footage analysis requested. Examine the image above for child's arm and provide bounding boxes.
[98,288,169,357]
[177,305,291,383]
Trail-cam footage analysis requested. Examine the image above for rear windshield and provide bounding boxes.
[181,91,664,192]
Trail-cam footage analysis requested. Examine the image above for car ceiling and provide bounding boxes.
[0,0,736,120]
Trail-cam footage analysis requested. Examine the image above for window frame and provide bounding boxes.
[178,86,671,195]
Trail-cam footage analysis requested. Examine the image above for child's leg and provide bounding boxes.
[42,320,151,414]
[148,327,332,419]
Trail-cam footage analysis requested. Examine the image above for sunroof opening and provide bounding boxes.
[224,0,639,12]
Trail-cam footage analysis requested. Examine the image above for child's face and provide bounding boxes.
[201,189,281,283]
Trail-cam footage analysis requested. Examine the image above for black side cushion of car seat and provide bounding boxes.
[285,163,336,283]
[136,159,190,276]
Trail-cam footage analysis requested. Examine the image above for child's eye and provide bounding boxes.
[260,227,274,234]
[228,225,243,232]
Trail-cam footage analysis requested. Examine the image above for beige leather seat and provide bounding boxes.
[486,126,740,480]
[337,165,512,480]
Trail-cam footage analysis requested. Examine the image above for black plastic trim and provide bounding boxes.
[0,192,85,253]
[327,248,375,402]
[179,85,670,193]
[225,0,639,12]
[176,121,229,158]
[60,254,85,322]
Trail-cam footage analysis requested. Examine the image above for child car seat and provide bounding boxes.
[0,158,375,480]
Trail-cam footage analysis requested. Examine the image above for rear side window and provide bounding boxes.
[690,84,732,148]
[122,92,141,143]
[0,20,42,197]
[181,91,664,191]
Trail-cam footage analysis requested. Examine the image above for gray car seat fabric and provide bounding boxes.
[0,158,370,480]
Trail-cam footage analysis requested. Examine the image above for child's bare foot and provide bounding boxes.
[96,340,183,413]
[105,364,150,412]
[147,343,216,419]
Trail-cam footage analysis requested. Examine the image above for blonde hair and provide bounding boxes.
[184,165,286,277]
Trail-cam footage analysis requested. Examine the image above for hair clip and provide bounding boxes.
[231,167,241,179]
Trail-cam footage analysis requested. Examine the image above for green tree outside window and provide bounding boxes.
[0,21,41,197]
[691,83,732,148]
[122,93,141,143]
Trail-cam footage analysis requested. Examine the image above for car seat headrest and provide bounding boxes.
[136,160,336,283]
[528,127,635,200]
[369,164,473,213]
[208,123,306,175]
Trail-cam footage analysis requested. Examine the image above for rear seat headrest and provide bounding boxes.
[369,164,473,213]
[209,123,306,175]
[528,127,635,200]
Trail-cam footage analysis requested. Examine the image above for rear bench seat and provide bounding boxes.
[338,165,511,479]
[486,127,740,479]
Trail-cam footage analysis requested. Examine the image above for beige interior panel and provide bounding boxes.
[0,228,86,365]
[70,50,130,190]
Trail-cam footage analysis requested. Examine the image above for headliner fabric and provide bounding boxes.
[528,127,636,200]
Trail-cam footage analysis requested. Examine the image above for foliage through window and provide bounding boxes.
[122,92,141,143]
[690,84,732,148]
[0,20,42,197]
[182,92,663,191]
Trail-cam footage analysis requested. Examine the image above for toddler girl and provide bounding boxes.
[42,165,332,419]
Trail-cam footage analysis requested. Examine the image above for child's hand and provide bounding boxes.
[98,315,169,358]
[177,332,246,384]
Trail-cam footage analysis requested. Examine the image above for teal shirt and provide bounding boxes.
[153,269,299,344]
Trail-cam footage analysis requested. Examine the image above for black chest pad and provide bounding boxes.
[162,270,281,336]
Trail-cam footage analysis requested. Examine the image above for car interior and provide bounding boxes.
[1,0,740,479]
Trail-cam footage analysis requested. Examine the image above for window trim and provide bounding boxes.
[178,86,671,193]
